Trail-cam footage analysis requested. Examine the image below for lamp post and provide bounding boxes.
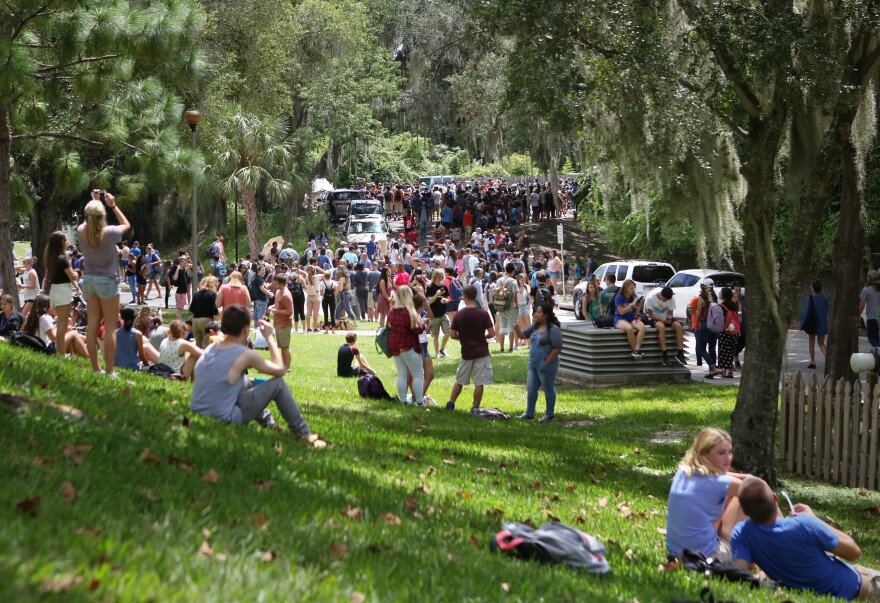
[184,109,201,291]
[234,196,238,262]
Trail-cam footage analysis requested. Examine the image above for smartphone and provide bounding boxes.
[99,190,106,203]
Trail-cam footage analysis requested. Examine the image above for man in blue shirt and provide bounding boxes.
[364,235,377,261]
[732,476,880,600]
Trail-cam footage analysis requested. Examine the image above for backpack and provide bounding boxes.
[494,277,514,312]
[213,260,226,279]
[489,521,610,574]
[206,242,221,260]
[706,302,725,334]
[287,278,305,300]
[536,285,553,305]
[147,363,176,379]
[448,278,463,302]
[470,407,511,420]
[593,316,614,329]
[375,325,392,357]
[8,331,51,354]
[357,373,393,400]
[723,307,741,335]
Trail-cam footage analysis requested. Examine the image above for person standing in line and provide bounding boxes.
[266,273,293,371]
[859,270,879,348]
[19,257,39,317]
[716,287,740,378]
[171,257,192,321]
[425,269,451,359]
[446,284,495,412]
[377,267,393,327]
[42,231,82,357]
[801,280,830,369]
[546,250,563,294]
[190,276,219,348]
[495,263,520,353]
[732,282,746,369]
[387,285,425,406]
[77,190,130,376]
[249,264,272,327]
[514,302,562,422]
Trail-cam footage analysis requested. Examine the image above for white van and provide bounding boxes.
[417,175,455,190]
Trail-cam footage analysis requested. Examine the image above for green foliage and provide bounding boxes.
[1,342,875,602]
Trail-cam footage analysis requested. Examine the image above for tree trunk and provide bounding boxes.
[0,100,19,310]
[730,125,788,485]
[826,122,864,383]
[241,187,260,259]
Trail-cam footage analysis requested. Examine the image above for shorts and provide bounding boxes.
[275,326,292,348]
[430,314,450,337]
[854,563,880,599]
[420,344,432,359]
[455,355,493,386]
[80,275,119,301]
[148,272,159,282]
[49,283,74,307]
[518,304,531,318]
[548,271,561,279]
[136,275,147,286]
[368,291,377,310]
[175,293,188,309]
[499,308,517,335]
[307,294,320,305]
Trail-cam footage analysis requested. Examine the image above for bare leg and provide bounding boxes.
[55,304,71,356]
[634,320,646,350]
[718,495,748,543]
[181,352,198,379]
[473,384,484,409]
[85,295,104,372]
[817,334,827,357]
[100,295,121,374]
[449,383,463,405]
[808,334,816,364]
[655,322,667,352]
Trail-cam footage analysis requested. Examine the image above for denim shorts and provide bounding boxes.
[81,275,119,301]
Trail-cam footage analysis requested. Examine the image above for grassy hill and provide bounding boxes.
[1,336,877,602]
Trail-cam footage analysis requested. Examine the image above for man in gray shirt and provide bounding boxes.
[190,304,325,447]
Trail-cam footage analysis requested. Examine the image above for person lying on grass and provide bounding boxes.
[666,427,747,562]
[732,476,880,601]
[190,304,325,448]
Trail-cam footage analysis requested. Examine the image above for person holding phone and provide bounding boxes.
[614,279,646,358]
[78,189,130,376]
[645,286,686,366]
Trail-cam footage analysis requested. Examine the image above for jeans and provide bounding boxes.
[126,274,138,301]
[334,290,357,321]
[868,319,880,348]
[356,289,369,320]
[525,332,559,417]
[253,299,268,327]
[235,377,310,437]
[394,348,423,404]
[696,322,718,368]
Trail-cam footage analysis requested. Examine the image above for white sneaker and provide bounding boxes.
[107,372,119,379]
[402,394,413,406]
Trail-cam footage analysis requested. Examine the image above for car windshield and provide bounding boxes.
[350,204,381,215]
[348,221,387,234]
[667,273,701,287]
[332,191,362,202]
[632,265,675,283]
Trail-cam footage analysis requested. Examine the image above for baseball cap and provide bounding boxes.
[868,269,879,281]
[702,278,715,288]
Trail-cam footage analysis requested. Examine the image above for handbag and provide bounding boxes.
[801,296,818,335]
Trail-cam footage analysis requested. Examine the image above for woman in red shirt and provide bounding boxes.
[216,271,251,314]
[387,285,424,406]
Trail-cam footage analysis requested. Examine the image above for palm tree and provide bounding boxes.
[213,111,293,258]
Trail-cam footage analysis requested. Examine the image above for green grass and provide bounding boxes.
[14,241,30,262]
[2,336,879,602]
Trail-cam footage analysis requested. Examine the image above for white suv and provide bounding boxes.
[573,260,676,319]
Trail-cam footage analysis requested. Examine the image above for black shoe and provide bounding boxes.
[734,360,742,369]
[517,413,534,420]
[676,351,687,366]
[807,363,816,369]
[662,353,670,366]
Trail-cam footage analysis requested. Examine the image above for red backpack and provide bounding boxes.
[723,307,741,335]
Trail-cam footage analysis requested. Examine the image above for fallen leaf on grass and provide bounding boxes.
[260,550,276,563]
[168,454,194,474]
[469,535,480,547]
[32,455,52,466]
[40,575,83,593]
[529,480,542,489]
[404,498,418,511]
[500,582,510,592]
[60,482,77,500]
[201,469,220,484]
[598,498,608,508]
[351,593,366,603]
[656,527,667,535]
[546,512,561,522]
[475,467,489,473]
[414,484,431,495]
[618,504,632,519]
[16,495,40,517]
[566,483,576,492]
[443,458,455,465]
[487,507,504,517]
[253,512,267,527]
[142,489,158,501]
[341,506,364,521]
[382,512,402,525]
[328,542,349,560]
[253,480,275,492]
[62,443,91,465]
[426,466,437,476]
[625,548,635,560]
[198,541,214,558]
[89,579,100,591]
[590,477,600,484]
[138,448,161,465]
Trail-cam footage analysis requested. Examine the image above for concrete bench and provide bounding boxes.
[558,322,691,388]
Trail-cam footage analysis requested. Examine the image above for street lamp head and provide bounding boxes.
[184,109,201,131]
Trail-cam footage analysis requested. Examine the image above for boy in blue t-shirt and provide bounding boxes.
[732,476,880,601]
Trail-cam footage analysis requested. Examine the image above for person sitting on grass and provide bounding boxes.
[666,427,747,562]
[337,332,375,377]
[190,304,325,447]
[158,320,203,379]
[115,307,152,371]
[0,294,24,338]
[732,476,880,601]
[22,293,88,357]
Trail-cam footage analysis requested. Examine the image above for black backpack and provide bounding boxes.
[8,331,50,354]
[287,278,305,300]
[536,285,553,305]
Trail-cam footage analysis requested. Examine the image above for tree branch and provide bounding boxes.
[675,0,763,120]
[12,132,103,145]
[677,77,750,138]
[35,54,120,75]
[10,3,61,42]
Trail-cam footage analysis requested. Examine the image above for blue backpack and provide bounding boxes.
[448,278,463,302]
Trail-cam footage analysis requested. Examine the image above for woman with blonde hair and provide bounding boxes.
[333,265,359,327]
[387,285,425,406]
[77,190,130,375]
[190,275,220,347]
[216,270,251,314]
[665,428,748,562]
[305,265,323,332]
[158,320,202,379]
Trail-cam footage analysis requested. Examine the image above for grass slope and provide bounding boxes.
[1,336,879,603]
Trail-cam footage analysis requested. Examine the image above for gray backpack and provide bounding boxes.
[490,521,610,573]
